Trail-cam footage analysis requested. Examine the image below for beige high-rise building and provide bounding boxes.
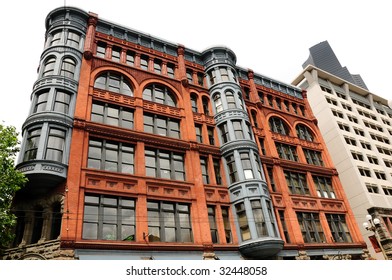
[292,64,392,259]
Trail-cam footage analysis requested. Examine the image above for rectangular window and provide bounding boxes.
[96,42,106,58]
[213,158,222,185]
[111,46,121,62]
[275,142,298,161]
[126,51,135,66]
[54,90,71,114]
[167,63,175,78]
[297,212,326,243]
[313,176,336,199]
[145,148,185,181]
[326,214,353,243]
[284,170,310,195]
[87,138,134,174]
[219,123,229,144]
[143,113,180,139]
[266,167,276,192]
[200,156,209,184]
[303,149,324,166]
[233,121,244,139]
[241,152,253,179]
[207,127,215,145]
[226,154,238,183]
[45,128,65,162]
[34,91,49,113]
[23,128,42,161]
[221,206,232,243]
[147,201,192,242]
[82,194,135,241]
[154,59,162,74]
[140,55,149,70]
[251,200,267,237]
[195,124,203,143]
[208,206,218,243]
[91,101,134,129]
[235,202,251,241]
[278,210,291,243]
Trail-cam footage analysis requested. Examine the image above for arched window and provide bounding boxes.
[296,124,314,142]
[143,84,176,107]
[94,72,133,96]
[42,57,56,77]
[50,202,62,240]
[202,96,210,115]
[226,91,236,109]
[50,30,63,46]
[251,110,259,128]
[60,57,76,79]
[31,206,44,244]
[190,93,198,112]
[269,117,290,135]
[213,93,223,113]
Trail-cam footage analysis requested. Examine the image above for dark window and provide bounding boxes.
[143,84,176,107]
[167,63,175,78]
[213,158,222,185]
[94,72,133,96]
[269,117,290,135]
[43,57,56,77]
[303,149,324,166]
[251,200,268,237]
[88,138,134,174]
[221,206,232,243]
[297,212,326,243]
[31,206,44,244]
[45,128,65,162]
[207,126,215,145]
[143,113,180,138]
[91,101,134,129]
[226,154,238,184]
[145,148,185,181]
[126,51,135,66]
[285,170,310,195]
[111,46,121,62]
[54,90,71,114]
[275,142,298,161]
[208,206,218,243]
[278,210,291,243]
[82,194,135,241]
[60,57,76,78]
[140,55,149,70]
[23,128,41,161]
[147,201,192,242]
[200,156,209,184]
[219,122,229,144]
[195,124,203,143]
[191,94,198,112]
[326,214,353,243]
[96,42,106,58]
[50,202,62,240]
[34,90,49,113]
[235,202,251,241]
[313,176,336,199]
[296,124,314,142]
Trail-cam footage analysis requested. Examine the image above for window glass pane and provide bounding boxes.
[165,228,176,242]
[102,224,117,240]
[84,205,98,222]
[82,223,97,239]
[103,207,117,223]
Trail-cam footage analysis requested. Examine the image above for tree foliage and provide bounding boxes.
[0,124,27,249]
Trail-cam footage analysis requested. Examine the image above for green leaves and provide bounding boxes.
[0,124,27,249]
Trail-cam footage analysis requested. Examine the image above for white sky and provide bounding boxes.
[1,0,391,136]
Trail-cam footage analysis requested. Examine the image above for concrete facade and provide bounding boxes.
[292,65,392,259]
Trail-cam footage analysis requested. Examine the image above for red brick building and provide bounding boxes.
[4,6,368,260]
